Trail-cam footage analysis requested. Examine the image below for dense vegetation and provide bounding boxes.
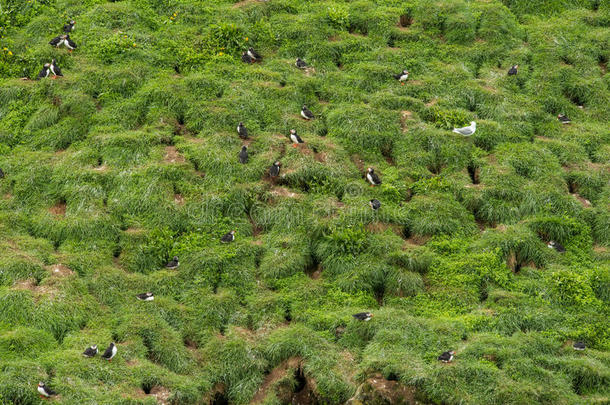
[0,0,609,403]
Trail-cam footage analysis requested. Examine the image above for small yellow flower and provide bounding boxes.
[133,43,137,47]
[2,47,6,51]
[7,51,12,56]
[245,37,249,41]
[218,52,224,56]
[173,13,177,16]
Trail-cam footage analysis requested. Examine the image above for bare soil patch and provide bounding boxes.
[49,202,66,217]
[163,146,185,164]
[47,264,74,277]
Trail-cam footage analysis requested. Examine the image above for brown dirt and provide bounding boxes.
[12,279,57,299]
[174,193,185,205]
[571,193,591,207]
[402,235,430,247]
[124,227,144,235]
[93,164,108,172]
[351,155,365,172]
[250,357,307,405]
[598,61,607,76]
[232,0,261,8]
[270,187,301,198]
[366,223,403,236]
[49,202,66,217]
[347,374,420,405]
[149,386,171,404]
[163,146,185,164]
[400,110,413,132]
[425,99,438,107]
[46,264,74,277]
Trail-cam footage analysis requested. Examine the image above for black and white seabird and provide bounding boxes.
[369,199,381,210]
[82,344,98,358]
[0,168,4,178]
[166,256,179,269]
[221,230,236,243]
[557,114,571,124]
[289,129,304,146]
[50,59,62,78]
[237,122,248,139]
[508,64,518,75]
[37,63,50,79]
[352,312,373,321]
[239,145,249,164]
[63,20,75,33]
[548,240,566,253]
[572,341,586,351]
[394,69,409,82]
[136,292,154,301]
[269,161,281,177]
[453,122,476,136]
[49,35,63,47]
[64,34,77,51]
[438,350,455,363]
[295,58,308,69]
[37,382,57,398]
[101,342,117,361]
[366,168,381,186]
[301,105,314,120]
[247,47,262,61]
[241,52,255,64]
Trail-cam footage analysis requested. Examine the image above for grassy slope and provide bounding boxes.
[0,0,609,404]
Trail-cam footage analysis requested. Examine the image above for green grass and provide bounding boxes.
[0,0,608,403]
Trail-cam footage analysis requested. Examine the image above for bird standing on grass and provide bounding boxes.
[369,199,381,210]
[296,58,308,69]
[63,20,75,33]
[366,168,381,186]
[301,105,314,120]
[394,69,409,83]
[548,240,566,253]
[49,34,64,47]
[557,114,571,124]
[247,47,262,61]
[353,312,373,321]
[289,129,304,146]
[136,292,154,301]
[508,64,518,75]
[237,122,248,139]
[38,382,57,398]
[101,342,117,361]
[573,341,586,351]
[82,345,98,358]
[269,161,281,177]
[438,350,455,363]
[64,34,77,51]
[37,63,51,79]
[452,122,477,136]
[166,256,179,269]
[221,230,236,243]
[50,59,63,78]
[242,52,255,63]
[239,145,249,164]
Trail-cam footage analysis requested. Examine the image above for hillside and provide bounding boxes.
[0,0,609,404]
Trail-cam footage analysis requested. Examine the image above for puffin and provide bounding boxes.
[247,47,262,61]
[221,230,236,243]
[572,341,586,351]
[49,34,64,47]
[64,34,77,51]
[37,382,57,398]
[394,69,409,82]
[101,342,117,361]
[63,20,75,33]
[366,168,381,186]
[241,52,255,64]
[452,121,477,136]
[352,312,373,321]
[50,59,63,78]
[557,114,571,124]
[269,161,281,177]
[369,199,381,210]
[547,240,566,253]
[82,344,98,358]
[438,350,455,363]
[301,105,314,120]
[237,122,248,139]
[166,256,179,269]
[289,129,304,146]
[37,63,51,79]
[295,58,308,69]
[508,64,518,75]
[239,145,249,164]
[136,292,154,301]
